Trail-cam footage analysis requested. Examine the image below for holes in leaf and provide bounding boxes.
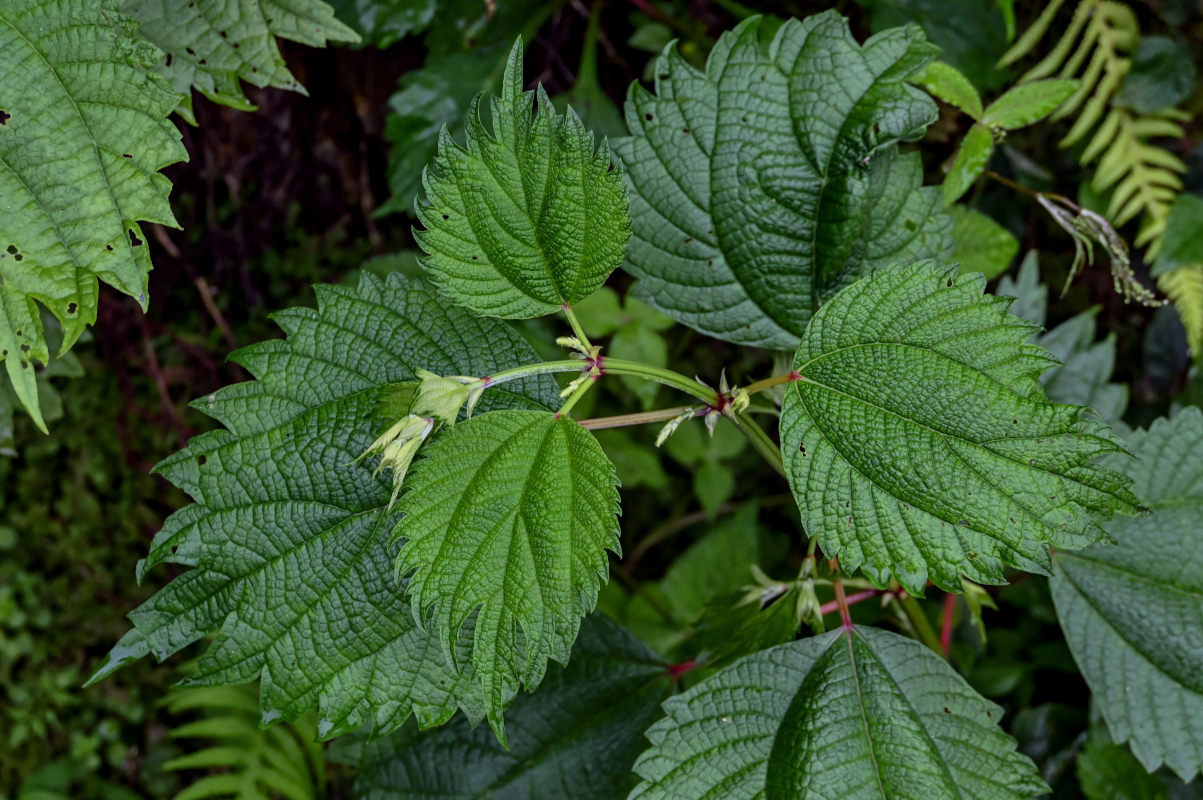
[106,245,114,251]
[185,47,196,56]
[442,214,449,220]
[946,277,953,287]
[123,153,132,159]
[0,109,9,125]
[197,454,207,466]
[128,229,142,247]
[20,360,28,370]
[67,302,77,315]
[19,344,29,353]
[644,113,653,121]
[5,245,16,255]
[166,53,174,67]
[220,30,228,38]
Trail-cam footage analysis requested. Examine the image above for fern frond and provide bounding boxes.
[1086,108,1187,256]
[1158,265,1203,358]
[1004,0,1190,278]
[163,684,324,800]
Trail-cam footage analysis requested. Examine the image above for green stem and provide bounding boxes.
[562,305,593,350]
[898,593,945,656]
[578,405,703,431]
[485,360,585,386]
[600,358,716,404]
[743,371,799,397]
[732,411,785,477]
[556,374,597,417]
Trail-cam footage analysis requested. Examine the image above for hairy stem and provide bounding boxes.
[578,405,704,430]
[743,371,799,396]
[600,358,717,404]
[561,304,593,350]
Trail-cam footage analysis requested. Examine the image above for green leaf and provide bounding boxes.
[914,60,984,119]
[163,684,324,800]
[997,250,1046,325]
[615,12,949,349]
[124,0,359,121]
[983,79,1080,128]
[861,0,1010,91]
[1038,311,1128,425]
[327,0,437,48]
[1052,407,1203,781]
[943,122,994,206]
[89,273,559,742]
[630,625,1046,799]
[659,504,759,623]
[1001,254,1127,424]
[1114,36,1198,115]
[377,0,545,217]
[1078,724,1171,800]
[593,428,669,489]
[1153,193,1203,278]
[780,262,1140,594]
[948,206,1019,279]
[611,324,667,411]
[393,409,620,739]
[415,38,630,319]
[692,459,734,520]
[345,615,670,800]
[0,0,187,429]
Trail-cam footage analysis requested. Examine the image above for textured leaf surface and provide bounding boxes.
[614,11,950,348]
[124,0,358,120]
[780,262,1139,593]
[630,626,1046,799]
[1052,407,1203,781]
[0,0,186,427]
[915,60,983,119]
[90,273,559,741]
[394,409,621,738]
[415,38,630,319]
[348,615,669,800]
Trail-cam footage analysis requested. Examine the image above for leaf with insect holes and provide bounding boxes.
[0,0,187,430]
[88,273,559,742]
[414,38,631,319]
[392,409,621,741]
[630,626,1047,799]
[1052,407,1203,782]
[615,11,950,348]
[780,262,1140,595]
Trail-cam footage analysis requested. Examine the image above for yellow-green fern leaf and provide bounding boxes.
[1158,266,1203,359]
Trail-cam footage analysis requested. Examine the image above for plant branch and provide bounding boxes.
[561,304,593,350]
[743,371,798,396]
[940,592,957,655]
[578,405,704,431]
[899,593,945,656]
[732,411,785,477]
[833,580,855,630]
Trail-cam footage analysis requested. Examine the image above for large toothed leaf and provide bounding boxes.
[613,11,950,349]
[89,273,559,741]
[414,38,631,319]
[393,409,621,741]
[780,262,1140,594]
[346,615,670,800]
[0,0,186,429]
[1052,407,1203,782]
[630,626,1047,800]
[123,0,359,122]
